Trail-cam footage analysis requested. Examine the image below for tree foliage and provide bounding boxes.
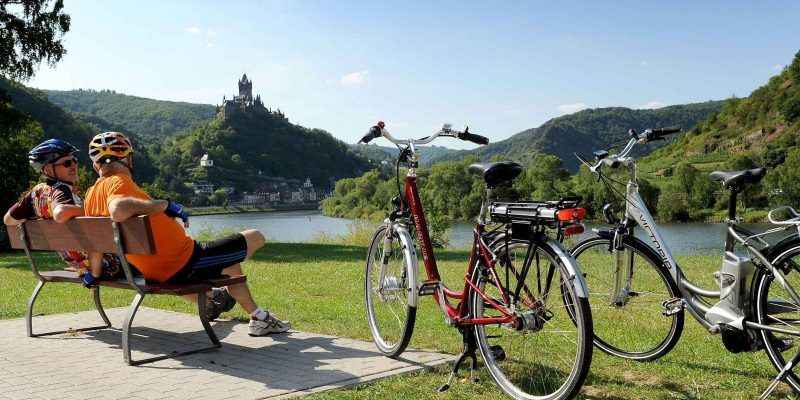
[0,0,70,81]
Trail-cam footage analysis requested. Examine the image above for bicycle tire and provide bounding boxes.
[471,237,592,400]
[571,234,684,361]
[756,235,800,392]
[364,224,417,358]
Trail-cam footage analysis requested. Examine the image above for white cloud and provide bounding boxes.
[207,29,219,37]
[187,26,201,35]
[203,42,215,48]
[641,60,652,67]
[774,64,785,70]
[557,102,587,114]
[640,101,667,109]
[341,70,369,86]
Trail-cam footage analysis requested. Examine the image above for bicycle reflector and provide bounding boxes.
[563,223,585,236]
[557,208,586,222]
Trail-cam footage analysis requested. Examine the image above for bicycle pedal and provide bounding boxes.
[418,279,439,296]
[662,297,683,316]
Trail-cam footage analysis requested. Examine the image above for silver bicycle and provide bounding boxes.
[571,126,800,398]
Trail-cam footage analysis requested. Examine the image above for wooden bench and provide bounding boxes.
[7,216,246,365]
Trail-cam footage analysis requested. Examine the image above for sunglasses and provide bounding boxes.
[53,158,78,168]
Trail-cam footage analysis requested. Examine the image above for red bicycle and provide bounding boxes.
[360,122,593,400]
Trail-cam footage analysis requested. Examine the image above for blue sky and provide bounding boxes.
[28,1,800,149]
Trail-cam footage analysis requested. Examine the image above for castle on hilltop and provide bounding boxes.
[217,74,285,119]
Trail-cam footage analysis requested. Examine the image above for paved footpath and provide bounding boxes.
[0,307,453,399]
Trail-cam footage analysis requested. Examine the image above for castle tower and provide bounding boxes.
[238,74,253,102]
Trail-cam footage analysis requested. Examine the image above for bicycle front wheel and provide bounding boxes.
[756,236,800,392]
[365,224,417,358]
[472,238,592,400]
[571,235,683,361]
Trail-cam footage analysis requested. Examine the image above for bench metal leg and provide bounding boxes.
[122,292,222,366]
[27,281,112,338]
[93,286,112,327]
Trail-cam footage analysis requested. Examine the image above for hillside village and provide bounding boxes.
[187,75,333,207]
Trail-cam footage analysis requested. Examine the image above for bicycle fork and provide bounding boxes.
[610,229,634,307]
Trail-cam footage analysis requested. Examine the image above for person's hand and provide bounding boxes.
[165,199,189,228]
[82,273,100,288]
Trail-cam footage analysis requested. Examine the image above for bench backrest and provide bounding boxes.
[7,216,155,255]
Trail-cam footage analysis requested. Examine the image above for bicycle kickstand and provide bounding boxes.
[759,346,800,399]
[437,327,479,392]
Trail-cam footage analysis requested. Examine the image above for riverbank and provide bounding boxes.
[0,244,790,399]
[187,203,319,216]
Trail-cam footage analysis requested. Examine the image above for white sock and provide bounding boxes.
[250,307,268,321]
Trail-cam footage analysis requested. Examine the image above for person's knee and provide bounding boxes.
[241,229,265,253]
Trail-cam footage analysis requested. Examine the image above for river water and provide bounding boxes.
[187,210,791,255]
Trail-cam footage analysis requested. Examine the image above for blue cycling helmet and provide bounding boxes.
[29,139,79,173]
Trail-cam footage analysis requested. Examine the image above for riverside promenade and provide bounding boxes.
[0,307,452,399]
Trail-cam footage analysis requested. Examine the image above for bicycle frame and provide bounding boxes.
[612,160,800,336]
[402,171,518,326]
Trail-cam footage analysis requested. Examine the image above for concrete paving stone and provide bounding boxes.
[0,307,452,399]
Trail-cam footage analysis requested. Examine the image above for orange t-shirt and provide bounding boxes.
[83,173,194,282]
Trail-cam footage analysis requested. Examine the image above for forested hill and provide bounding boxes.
[0,79,166,184]
[429,101,724,172]
[639,51,800,182]
[43,89,216,137]
[161,106,373,190]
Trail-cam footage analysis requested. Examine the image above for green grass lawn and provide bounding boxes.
[0,244,797,399]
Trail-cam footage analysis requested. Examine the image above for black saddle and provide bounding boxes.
[709,167,766,190]
[468,162,522,188]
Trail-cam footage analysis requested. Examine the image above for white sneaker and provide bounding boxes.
[248,313,291,336]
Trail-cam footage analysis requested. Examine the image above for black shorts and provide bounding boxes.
[167,233,248,283]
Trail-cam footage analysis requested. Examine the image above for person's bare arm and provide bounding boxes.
[3,209,23,226]
[108,197,168,222]
[52,204,84,223]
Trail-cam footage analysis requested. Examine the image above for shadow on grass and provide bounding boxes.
[255,242,471,264]
[0,242,473,272]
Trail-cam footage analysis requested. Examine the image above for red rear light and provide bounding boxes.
[563,224,585,236]
[557,208,586,221]
[377,121,386,128]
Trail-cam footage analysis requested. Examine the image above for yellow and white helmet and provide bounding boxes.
[89,132,133,164]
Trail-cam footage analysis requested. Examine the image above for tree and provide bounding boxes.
[208,189,228,206]
[1,0,70,81]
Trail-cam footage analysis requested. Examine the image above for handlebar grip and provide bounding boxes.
[601,157,620,169]
[360,126,381,144]
[652,125,682,136]
[458,131,489,145]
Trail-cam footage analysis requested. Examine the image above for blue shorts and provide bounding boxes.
[167,233,248,282]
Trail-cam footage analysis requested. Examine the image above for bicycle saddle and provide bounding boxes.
[709,167,766,190]
[468,162,522,188]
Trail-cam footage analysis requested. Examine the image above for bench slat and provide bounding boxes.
[40,270,247,295]
[7,216,155,254]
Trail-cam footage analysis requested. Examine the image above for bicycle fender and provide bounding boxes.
[546,236,589,298]
[393,223,420,307]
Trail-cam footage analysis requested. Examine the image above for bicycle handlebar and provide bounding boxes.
[576,125,682,173]
[457,128,489,145]
[359,122,490,147]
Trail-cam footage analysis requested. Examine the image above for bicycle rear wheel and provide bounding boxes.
[571,235,683,361]
[471,238,592,400]
[756,236,800,392]
[365,224,417,358]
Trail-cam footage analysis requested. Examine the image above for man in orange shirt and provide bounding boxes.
[82,132,289,336]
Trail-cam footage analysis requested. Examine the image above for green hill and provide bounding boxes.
[639,52,800,179]
[163,105,373,191]
[1,79,165,184]
[429,102,725,172]
[43,89,216,137]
